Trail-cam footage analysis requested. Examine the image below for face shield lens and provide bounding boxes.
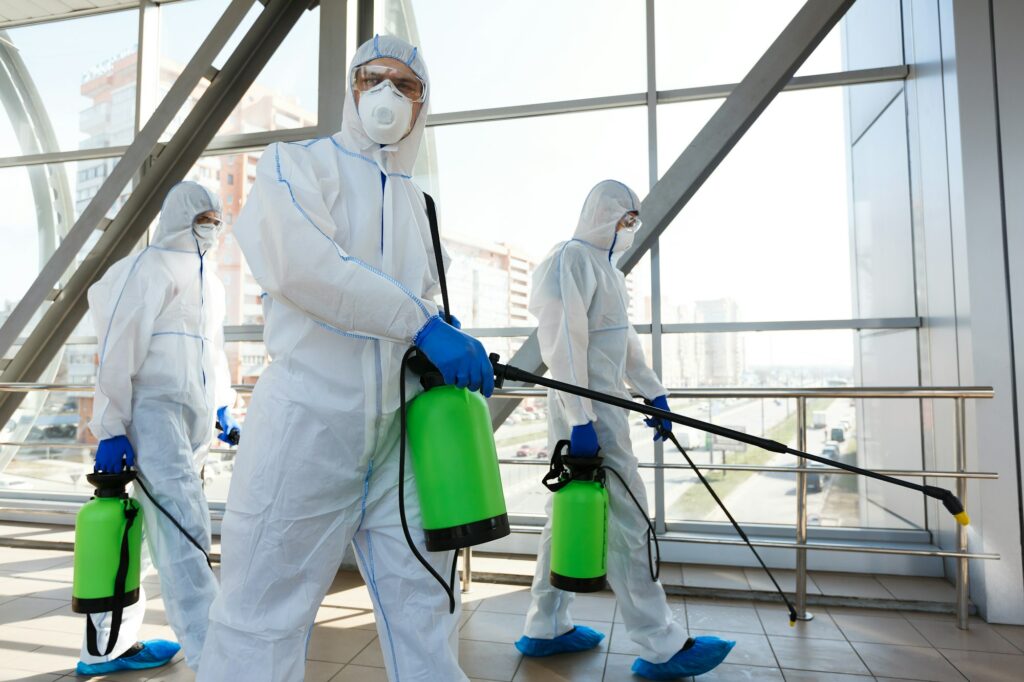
[352,64,425,102]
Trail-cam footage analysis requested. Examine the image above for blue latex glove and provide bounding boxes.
[644,395,673,441]
[438,310,461,329]
[570,422,600,457]
[414,315,494,397]
[95,435,135,473]
[216,406,241,445]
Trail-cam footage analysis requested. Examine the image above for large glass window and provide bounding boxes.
[654,0,902,92]
[0,0,934,558]
[657,87,857,325]
[386,0,646,113]
[0,10,138,157]
[156,0,320,138]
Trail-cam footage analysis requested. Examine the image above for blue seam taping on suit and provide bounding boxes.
[353,534,400,680]
[313,319,377,342]
[272,143,430,319]
[284,138,324,148]
[150,245,193,254]
[151,331,210,342]
[327,137,413,179]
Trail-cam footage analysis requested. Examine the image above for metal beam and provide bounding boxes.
[427,66,908,128]
[0,65,909,169]
[0,0,257,360]
[357,0,373,45]
[488,0,856,429]
[317,0,347,134]
[0,0,317,427]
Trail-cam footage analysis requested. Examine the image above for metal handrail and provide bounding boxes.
[494,386,996,399]
[0,383,996,399]
[495,458,998,478]
[0,380,996,628]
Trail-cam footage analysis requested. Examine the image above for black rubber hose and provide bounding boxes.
[134,475,213,571]
[601,465,660,582]
[398,347,457,614]
[661,428,798,624]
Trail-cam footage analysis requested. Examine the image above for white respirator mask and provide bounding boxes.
[192,220,222,250]
[357,80,415,145]
[611,228,635,253]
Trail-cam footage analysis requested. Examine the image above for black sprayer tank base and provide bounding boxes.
[550,572,606,593]
[424,513,511,551]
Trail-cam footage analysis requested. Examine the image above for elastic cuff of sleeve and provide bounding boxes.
[413,314,441,346]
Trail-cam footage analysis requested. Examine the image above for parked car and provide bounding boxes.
[821,442,841,460]
[536,447,549,460]
[515,444,535,458]
[830,427,845,443]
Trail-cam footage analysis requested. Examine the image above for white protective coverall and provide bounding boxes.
[86,181,233,668]
[523,180,689,663]
[199,35,464,682]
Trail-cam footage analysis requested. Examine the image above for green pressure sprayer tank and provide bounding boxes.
[406,371,510,551]
[72,471,144,657]
[545,441,609,593]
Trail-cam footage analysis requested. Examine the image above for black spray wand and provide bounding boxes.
[489,355,970,527]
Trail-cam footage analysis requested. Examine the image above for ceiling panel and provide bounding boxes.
[0,0,139,27]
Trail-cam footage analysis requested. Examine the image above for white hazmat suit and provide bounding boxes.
[523,180,689,663]
[199,35,465,682]
[86,181,233,668]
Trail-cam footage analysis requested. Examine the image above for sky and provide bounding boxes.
[0,0,906,368]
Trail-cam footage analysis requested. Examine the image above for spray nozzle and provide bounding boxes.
[490,353,506,388]
[924,485,970,526]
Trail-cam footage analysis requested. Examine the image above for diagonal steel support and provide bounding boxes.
[0,0,257,360]
[0,0,320,427]
[488,0,856,428]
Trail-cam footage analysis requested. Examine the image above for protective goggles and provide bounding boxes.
[618,211,642,232]
[194,216,223,228]
[351,64,426,102]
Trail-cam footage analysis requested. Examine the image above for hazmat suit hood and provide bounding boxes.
[339,34,429,175]
[572,180,641,259]
[153,181,222,252]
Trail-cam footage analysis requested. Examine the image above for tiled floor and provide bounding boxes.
[3,546,1024,681]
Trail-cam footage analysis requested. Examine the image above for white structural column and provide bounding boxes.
[937,0,1024,624]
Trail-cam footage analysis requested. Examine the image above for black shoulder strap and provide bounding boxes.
[86,501,139,657]
[423,193,452,325]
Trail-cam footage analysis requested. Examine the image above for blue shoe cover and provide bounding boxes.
[514,625,605,657]
[76,639,181,676]
[631,636,736,679]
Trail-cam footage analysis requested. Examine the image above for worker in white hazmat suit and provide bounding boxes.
[82,181,239,675]
[516,180,735,679]
[199,35,492,682]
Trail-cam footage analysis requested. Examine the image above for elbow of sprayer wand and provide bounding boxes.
[924,485,970,526]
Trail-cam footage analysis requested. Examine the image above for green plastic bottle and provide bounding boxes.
[549,455,609,593]
[72,471,143,615]
[407,383,510,550]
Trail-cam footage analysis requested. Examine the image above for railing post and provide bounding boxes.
[462,547,472,593]
[795,396,813,621]
[955,397,970,630]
